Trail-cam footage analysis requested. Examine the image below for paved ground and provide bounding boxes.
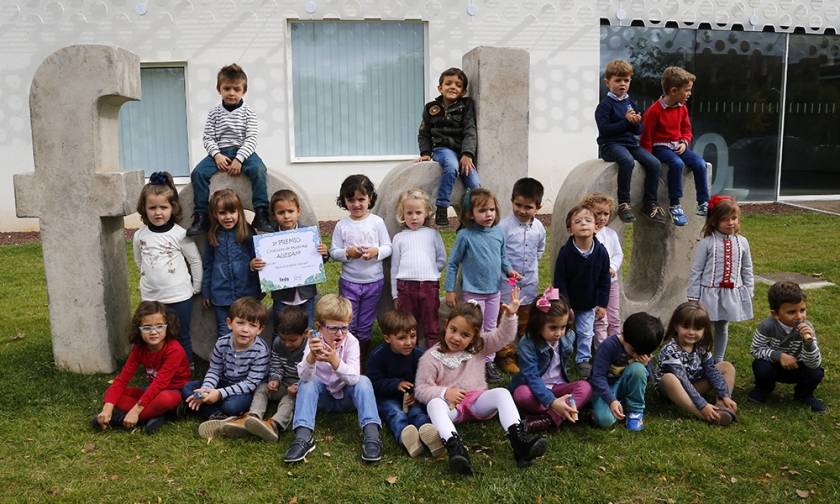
[785,200,840,216]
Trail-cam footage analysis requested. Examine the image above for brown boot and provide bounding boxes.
[219,415,251,438]
[495,343,520,374]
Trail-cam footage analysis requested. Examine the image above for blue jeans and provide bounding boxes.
[591,362,648,428]
[432,147,480,208]
[212,305,230,339]
[181,380,253,419]
[600,144,661,205]
[752,359,824,399]
[166,297,194,363]
[291,376,381,431]
[191,146,269,214]
[651,146,709,206]
[272,297,316,331]
[573,308,596,364]
[377,398,431,442]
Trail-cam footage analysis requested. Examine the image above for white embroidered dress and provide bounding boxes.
[687,231,754,321]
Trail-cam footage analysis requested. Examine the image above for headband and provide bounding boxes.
[535,287,560,313]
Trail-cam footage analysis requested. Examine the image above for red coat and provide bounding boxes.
[640,99,693,151]
[103,339,191,407]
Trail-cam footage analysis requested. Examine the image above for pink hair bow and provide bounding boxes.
[535,287,560,313]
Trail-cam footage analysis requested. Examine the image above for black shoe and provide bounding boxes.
[435,206,449,227]
[507,421,548,468]
[186,212,210,236]
[90,415,103,431]
[444,434,473,475]
[143,416,167,435]
[485,361,503,383]
[361,424,383,462]
[617,203,635,223]
[284,432,316,463]
[174,401,188,420]
[643,204,667,224]
[747,388,768,404]
[796,395,826,413]
[523,414,556,433]
[252,207,274,234]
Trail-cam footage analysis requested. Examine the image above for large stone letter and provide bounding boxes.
[13,45,144,373]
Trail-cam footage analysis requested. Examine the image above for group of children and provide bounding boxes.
[91,62,826,475]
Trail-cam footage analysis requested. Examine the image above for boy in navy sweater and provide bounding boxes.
[366,310,442,458]
[596,60,665,224]
[553,205,611,378]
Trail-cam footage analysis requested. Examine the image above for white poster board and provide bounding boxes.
[253,226,326,292]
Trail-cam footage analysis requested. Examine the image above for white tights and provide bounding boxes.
[426,388,521,441]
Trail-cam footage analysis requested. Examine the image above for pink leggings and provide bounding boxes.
[512,380,592,426]
[594,280,621,348]
[462,291,501,361]
[110,387,183,421]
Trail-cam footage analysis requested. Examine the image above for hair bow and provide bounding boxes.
[149,171,168,186]
[707,194,734,211]
[535,287,560,313]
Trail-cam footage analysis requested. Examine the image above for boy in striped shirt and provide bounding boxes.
[187,63,272,235]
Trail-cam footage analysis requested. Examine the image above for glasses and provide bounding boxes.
[139,324,167,333]
[323,324,350,334]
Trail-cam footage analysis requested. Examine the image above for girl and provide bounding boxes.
[414,290,547,475]
[391,189,447,348]
[92,301,191,434]
[133,171,202,363]
[330,174,392,363]
[583,193,624,348]
[655,302,738,425]
[201,188,262,338]
[445,188,520,382]
[509,288,593,432]
[687,195,754,363]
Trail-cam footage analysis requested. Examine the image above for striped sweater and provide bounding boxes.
[201,333,269,399]
[269,337,305,386]
[750,317,822,368]
[202,101,259,162]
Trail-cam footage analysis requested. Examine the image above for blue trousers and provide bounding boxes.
[212,305,230,340]
[600,143,661,205]
[292,376,381,431]
[165,297,194,363]
[377,398,431,442]
[433,147,480,208]
[181,380,253,419]
[573,308,596,364]
[752,359,824,399]
[191,146,269,214]
[591,362,648,428]
[651,146,709,206]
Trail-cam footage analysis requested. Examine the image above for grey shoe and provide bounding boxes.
[361,423,382,462]
[577,361,592,379]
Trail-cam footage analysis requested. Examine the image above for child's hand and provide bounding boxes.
[551,395,578,423]
[287,383,298,396]
[609,400,625,420]
[267,380,280,392]
[345,245,363,259]
[444,387,466,407]
[418,155,432,162]
[609,267,616,278]
[213,153,231,171]
[798,323,815,343]
[185,390,206,410]
[595,306,606,320]
[96,403,115,429]
[675,142,687,155]
[251,258,266,271]
[632,353,651,366]
[717,397,737,413]
[361,246,379,260]
[501,286,522,315]
[204,389,222,404]
[228,159,242,176]
[122,409,141,429]
[508,270,523,281]
[445,292,457,308]
[459,155,475,176]
[779,352,799,370]
[398,381,414,393]
[700,404,721,423]
[202,298,211,309]
[317,243,328,256]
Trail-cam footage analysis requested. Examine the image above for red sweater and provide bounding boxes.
[640,99,693,151]
[103,339,191,407]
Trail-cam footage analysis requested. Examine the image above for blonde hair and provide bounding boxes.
[661,66,696,94]
[315,294,352,323]
[605,59,633,80]
[396,189,434,227]
[581,192,616,215]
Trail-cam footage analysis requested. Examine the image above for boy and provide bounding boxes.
[496,178,547,374]
[220,305,309,442]
[181,296,270,438]
[418,67,480,227]
[590,312,665,431]
[187,63,272,235]
[596,60,665,224]
[366,310,442,458]
[640,66,709,227]
[749,281,825,413]
[552,205,611,378]
[283,294,383,463]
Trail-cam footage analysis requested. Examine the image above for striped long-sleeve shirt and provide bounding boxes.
[202,101,259,162]
[750,317,822,368]
[201,333,269,399]
[269,337,305,386]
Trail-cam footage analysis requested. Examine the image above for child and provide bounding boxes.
[590,312,664,431]
[596,59,665,224]
[330,175,392,363]
[688,195,754,363]
[583,193,624,349]
[655,302,738,425]
[418,67,480,227]
[133,171,202,363]
[366,310,442,458]
[201,189,262,338]
[92,301,191,435]
[445,187,521,383]
[390,189,446,348]
[414,291,548,475]
[283,294,383,463]
[181,297,269,438]
[496,178,547,374]
[552,205,611,378]
[640,66,709,226]
[187,63,272,235]
[509,289,593,433]
[221,305,308,442]
[252,189,329,329]
[749,282,825,413]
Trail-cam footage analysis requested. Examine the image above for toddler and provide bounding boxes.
[583,193,624,348]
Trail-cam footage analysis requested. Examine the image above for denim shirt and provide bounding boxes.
[498,215,546,304]
[202,228,261,306]
[508,331,575,408]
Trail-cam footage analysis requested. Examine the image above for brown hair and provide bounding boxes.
[137,171,181,226]
[768,281,807,312]
[605,59,634,80]
[564,204,594,230]
[511,177,544,206]
[459,188,501,228]
[379,310,418,336]
[228,297,268,326]
[217,63,248,92]
[581,192,616,215]
[526,295,574,343]
[207,189,252,246]
[270,189,301,213]
[396,189,434,227]
[275,305,308,337]
[702,198,741,237]
[129,301,180,346]
[661,66,696,94]
[666,302,713,353]
[439,67,468,90]
[437,302,485,354]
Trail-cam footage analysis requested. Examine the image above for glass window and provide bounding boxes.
[118,66,190,177]
[290,20,425,158]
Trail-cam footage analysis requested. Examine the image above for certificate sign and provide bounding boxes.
[253,226,326,292]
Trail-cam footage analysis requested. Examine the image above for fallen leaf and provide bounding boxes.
[814,460,821,466]
[11,329,25,340]
[795,489,810,499]
[110,475,119,481]
[323,452,331,458]
[289,497,298,504]
[385,475,398,485]
[599,466,608,473]
[81,442,96,454]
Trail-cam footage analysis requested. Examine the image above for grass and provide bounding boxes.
[0,211,838,503]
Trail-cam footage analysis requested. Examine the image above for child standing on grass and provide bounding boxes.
[133,171,202,364]
[390,189,446,349]
[583,193,624,349]
[330,175,392,365]
[92,301,191,435]
[655,302,738,426]
[688,195,754,363]
[201,189,262,339]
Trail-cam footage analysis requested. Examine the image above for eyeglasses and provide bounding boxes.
[323,324,350,334]
[139,324,167,333]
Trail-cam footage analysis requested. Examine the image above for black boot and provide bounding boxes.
[507,421,547,468]
[251,207,274,233]
[444,434,473,475]
[186,212,210,236]
[523,414,556,434]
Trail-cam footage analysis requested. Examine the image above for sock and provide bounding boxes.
[294,426,312,441]
[362,423,380,440]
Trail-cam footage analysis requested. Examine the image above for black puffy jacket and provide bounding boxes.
[417,95,477,159]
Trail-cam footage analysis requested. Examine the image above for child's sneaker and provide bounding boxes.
[186,211,210,236]
[747,388,768,404]
[626,412,644,431]
[435,206,449,227]
[251,207,274,233]
[576,361,592,379]
[244,415,280,442]
[400,425,424,458]
[485,361,503,383]
[617,203,635,223]
[142,416,167,435]
[796,395,826,413]
[643,204,667,224]
[419,423,445,458]
[284,428,316,463]
[219,416,250,438]
[696,202,708,216]
[198,414,234,439]
[361,423,382,462]
[668,205,688,226]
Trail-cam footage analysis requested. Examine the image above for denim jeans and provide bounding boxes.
[291,376,381,431]
[212,304,230,340]
[377,398,431,442]
[181,380,253,419]
[591,362,648,428]
[272,297,316,331]
[650,146,709,206]
[573,308,596,364]
[191,146,269,214]
[599,143,661,205]
[432,147,480,208]
[752,359,825,399]
[166,297,194,363]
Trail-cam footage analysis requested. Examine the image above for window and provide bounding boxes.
[118,65,190,177]
[289,20,425,159]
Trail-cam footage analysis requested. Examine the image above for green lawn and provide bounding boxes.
[0,211,838,503]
